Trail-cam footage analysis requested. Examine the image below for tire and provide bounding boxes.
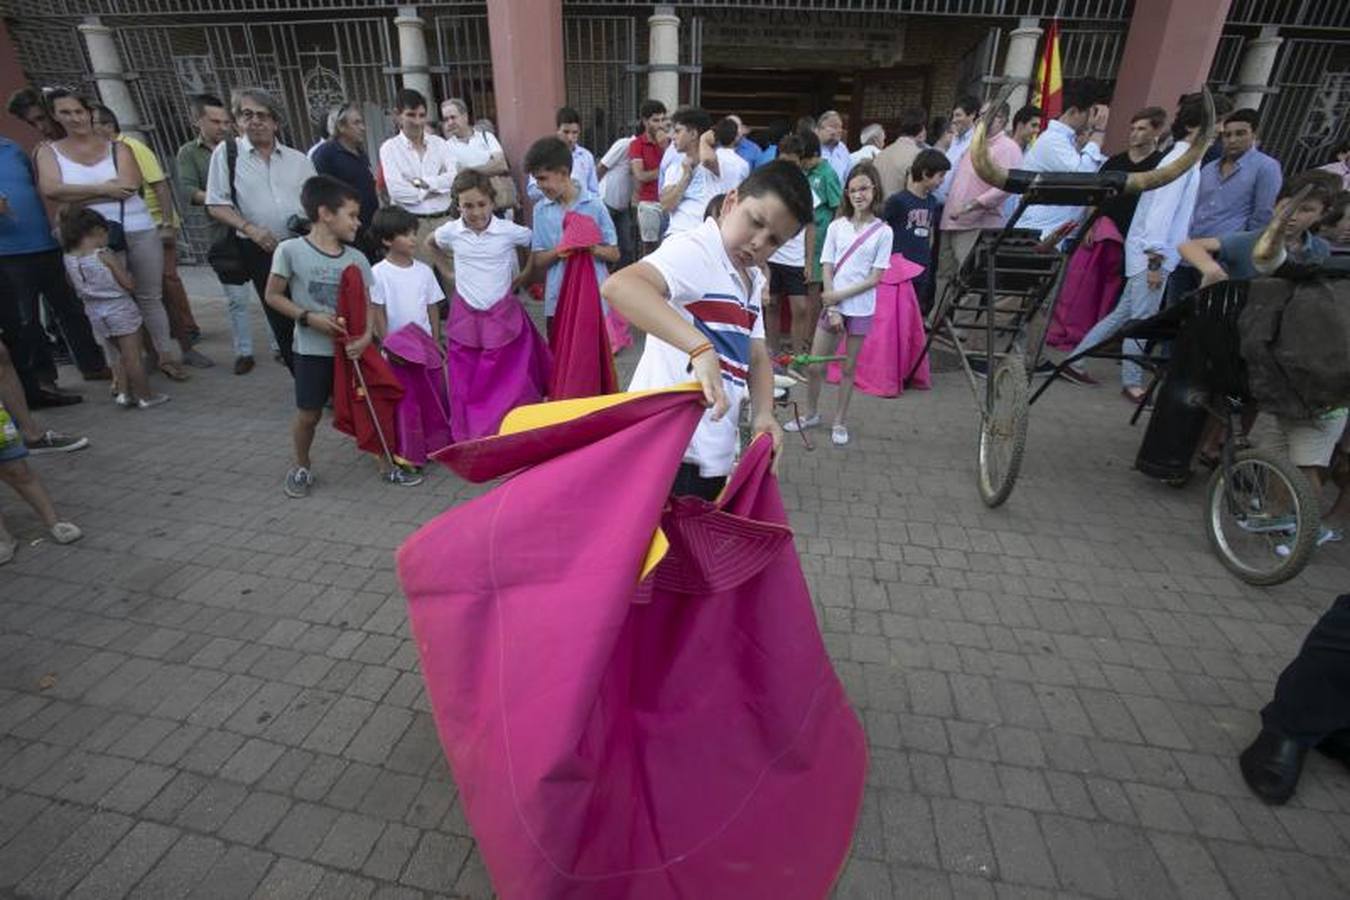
[1204,447,1321,586]
[976,355,1029,508]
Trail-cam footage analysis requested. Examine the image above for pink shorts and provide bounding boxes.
[819,309,873,336]
[84,296,143,343]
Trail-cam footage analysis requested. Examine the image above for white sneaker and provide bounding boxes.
[137,394,170,409]
[114,392,134,408]
[50,522,83,544]
[831,424,850,446]
[783,413,820,433]
[1275,527,1343,558]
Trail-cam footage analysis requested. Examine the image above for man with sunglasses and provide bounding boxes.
[205,88,315,373]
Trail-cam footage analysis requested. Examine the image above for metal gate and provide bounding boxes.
[432,11,497,124]
[1059,28,1126,81]
[1260,38,1350,174]
[563,14,637,154]
[112,16,397,257]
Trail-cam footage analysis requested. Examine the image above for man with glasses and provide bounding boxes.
[206,88,315,372]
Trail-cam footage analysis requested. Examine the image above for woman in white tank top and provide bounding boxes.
[35,89,185,378]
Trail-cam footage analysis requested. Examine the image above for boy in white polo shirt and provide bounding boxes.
[601,161,813,499]
[658,107,720,241]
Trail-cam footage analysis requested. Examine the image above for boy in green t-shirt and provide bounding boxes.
[796,129,841,354]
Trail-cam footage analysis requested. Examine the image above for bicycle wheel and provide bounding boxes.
[1204,448,1321,586]
[976,355,1029,508]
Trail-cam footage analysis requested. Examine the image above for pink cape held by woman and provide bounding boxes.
[397,386,867,899]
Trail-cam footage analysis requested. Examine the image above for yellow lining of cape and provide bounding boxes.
[495,382,702,582]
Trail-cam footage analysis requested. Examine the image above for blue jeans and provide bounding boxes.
[1069,270,1164,388]
[222,281,255,357]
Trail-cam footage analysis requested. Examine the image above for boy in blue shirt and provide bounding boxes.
[882,148,950,310]
[525,137,621,338]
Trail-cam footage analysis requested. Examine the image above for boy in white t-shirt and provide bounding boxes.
[369,206,446,344]
[712,117,751,194]
[601,161,814,499]
[659,107,720,240]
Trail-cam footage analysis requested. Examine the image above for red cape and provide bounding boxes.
[548,212,618,399]
[332,265,403,459]
[398,388,867,899]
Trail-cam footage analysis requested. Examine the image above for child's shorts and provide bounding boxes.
[294,353,335,411]
[637,201,666,243]
[819,309,873,336]
[84,296,143,343]
[1256,410,1349,468]
[769,262,806,296]
[0,405,28,463]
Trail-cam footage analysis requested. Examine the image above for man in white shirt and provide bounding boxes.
[1015,79,1112,240]
[378,88,457,283]
[934,95,981,205]
[660,107,719,239]
[712,116,750,194]
[850,124,885,168]
[1062,94,1206,397]
[439,97,517,217]
[525,106,598,206]
[815,110,851,186]
[597,131,636,267]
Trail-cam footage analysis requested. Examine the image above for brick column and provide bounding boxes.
[1105,0,1232,153]
[487,0,565,223]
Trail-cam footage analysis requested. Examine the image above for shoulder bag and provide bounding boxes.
[206,138,252,285]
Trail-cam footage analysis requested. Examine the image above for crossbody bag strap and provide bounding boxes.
[833,220,885,272]
[225,137,240,207]
[110,141,125,224]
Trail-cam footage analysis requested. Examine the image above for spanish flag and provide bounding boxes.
[1035,19,1063,131]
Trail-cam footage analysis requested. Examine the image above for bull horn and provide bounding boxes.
[969,85,1016,190]
[1124,88,1216,194]
[1252,184,1312,274]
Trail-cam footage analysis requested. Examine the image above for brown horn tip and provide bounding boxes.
[970,85,1015,190]
[1125,88,1216,194]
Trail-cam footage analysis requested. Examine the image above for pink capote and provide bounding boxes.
[549,212,618,399]
[1046,216,1124,350]
[398,388,867,900]
[827,253,932,396]
[447,291,552,441]
[382,324,452,465]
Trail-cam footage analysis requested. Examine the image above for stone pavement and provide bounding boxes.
[1,266,1348,900]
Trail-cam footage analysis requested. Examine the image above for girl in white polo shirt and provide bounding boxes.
[785,163,893,447]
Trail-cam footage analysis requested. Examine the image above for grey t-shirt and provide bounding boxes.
[270,237,376,358]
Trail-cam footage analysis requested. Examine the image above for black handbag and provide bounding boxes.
[206,138,252,285]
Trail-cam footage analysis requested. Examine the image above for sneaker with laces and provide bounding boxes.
[114,392,134,408]
[50,522,83,544]
[383,468,424,487]
[783,413,821,433]
[1275,527,1343,558]
[831,424,850,446]
[26,431,89,454]
[137,394,171,409]
[285,466,314,498]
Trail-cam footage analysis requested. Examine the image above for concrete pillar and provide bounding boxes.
[1002,18,1042,115]
[77,17,146,141]
[395,5,436,119]
[1105,0,1233,153]
[647,5,680,111]
[487,0,564,224]
[1231,26,1282,112]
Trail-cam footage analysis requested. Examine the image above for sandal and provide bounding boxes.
[159,364,191,382]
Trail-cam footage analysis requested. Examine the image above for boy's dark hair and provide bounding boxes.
[524,136,572,175]
[738,160,812,227]
[954,95,981,118]
[794,115,816,134]
[1279,170,1340,208]
[1131,106,1168,130]
[929,116,948,140]
[300,174,359,221]
[704,192,726,221]
[90,103,118,132]
[897,108,928,138]
[556,106,581,127]
[910,148,952,181]
[369,205,419,244]
[797,128,821,160]
[670,106,711,133]
[1172,93,1209,141]
[394,88,426,112]
[839,163,885,219]
[777,132,805,158]
[58,206,110,251]
[1061,78,1107,114]
[639,99,666,120]
[189,93,225,119]
[1224,108,1261,131]
[1332,138,1350,158]
[1325,190,1350,227]
[7,86,44,118]
[1012,105,1041,129]
[451,168,496,202]
[713,117,739,148]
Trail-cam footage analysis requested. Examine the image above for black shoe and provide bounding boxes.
[30,389,83,409]
[1239,728,1307,805]
[234,355,255,375]
[1316,729,1350,771]
[966,355,989,378]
